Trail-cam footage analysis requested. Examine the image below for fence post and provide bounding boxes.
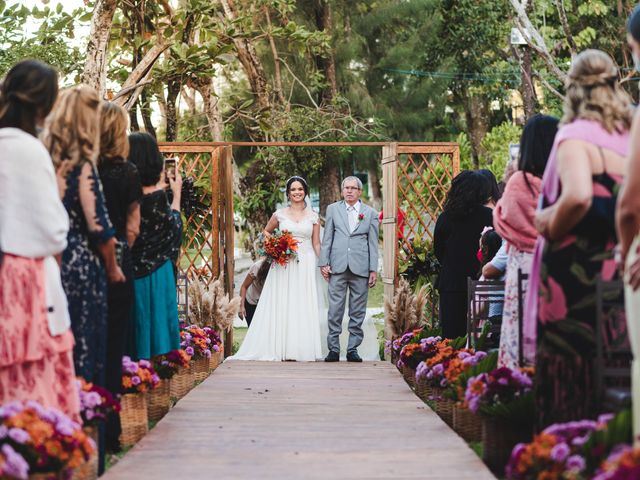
[221,145,235,357]
[381,143,398,336]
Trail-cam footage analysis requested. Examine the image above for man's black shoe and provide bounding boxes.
[346,352,363,363]
[324,351,340,362]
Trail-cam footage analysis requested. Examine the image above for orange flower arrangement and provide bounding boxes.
[0,400,94,478]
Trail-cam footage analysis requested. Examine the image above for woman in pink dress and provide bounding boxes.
[0,60,80,420]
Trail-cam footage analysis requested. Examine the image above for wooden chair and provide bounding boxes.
[517,269,529,367]
[467,277,505,350]
[595,276,632,412]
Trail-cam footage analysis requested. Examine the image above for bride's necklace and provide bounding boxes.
[288,202,307,221]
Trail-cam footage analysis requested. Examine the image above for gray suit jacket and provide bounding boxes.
[318,201,379,278]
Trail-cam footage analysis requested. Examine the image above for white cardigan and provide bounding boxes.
[0,128,71,335]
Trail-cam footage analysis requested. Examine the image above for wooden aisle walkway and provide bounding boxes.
[103,361,495,479]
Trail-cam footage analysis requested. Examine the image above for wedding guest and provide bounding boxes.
[616,5,640,442]
[42,85,124,387]
[434,170,493,339]
[97,102,142,453]
[239,258,270,327]
[128,132,182,360]
[494,114,559,369]
[0,60,80,420]
[529,50,630,430]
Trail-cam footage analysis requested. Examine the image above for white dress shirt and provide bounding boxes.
[345,200,361,233]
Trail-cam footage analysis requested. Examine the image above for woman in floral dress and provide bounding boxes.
[529,50,631,429]
[493,114,558,368]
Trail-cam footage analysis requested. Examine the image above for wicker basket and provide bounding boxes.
[431,388,455,427]
[401,365,416,388]
[209,351,221,371]
[170,366,194,399]
[71,425,98,480]
[453,405,482,443]
[191,356,210,382]
[414,382,434,402]
[29,473,67,480]
[119,392,148,447]
[147,379,171,423]
[482,416,533,475]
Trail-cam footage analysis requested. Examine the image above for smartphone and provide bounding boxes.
[165,157,177,185]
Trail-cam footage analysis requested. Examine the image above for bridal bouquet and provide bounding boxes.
[259,229,299,267]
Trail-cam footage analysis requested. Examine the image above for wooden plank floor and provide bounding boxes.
[104,361,495,480]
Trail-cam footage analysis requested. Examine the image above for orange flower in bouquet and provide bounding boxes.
[259,229,299,267]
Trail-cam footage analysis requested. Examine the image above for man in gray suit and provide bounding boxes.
[319,176,379,362]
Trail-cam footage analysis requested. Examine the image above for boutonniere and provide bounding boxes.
[357,213,365,222]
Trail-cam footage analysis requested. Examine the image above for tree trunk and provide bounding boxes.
[220,0,271,111]
[265,7,285,105]
[195,77,224,142]
[165,79,181,142]
[368,161,383,211]
[463,93,490,168]
[82,0,118,98]
[315,0,341,215]
[129,102,140,131]
[521,46,536,121]
[140,90,157,138]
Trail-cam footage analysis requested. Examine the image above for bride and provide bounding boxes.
[228,176,380,362]
[228,176,324,361]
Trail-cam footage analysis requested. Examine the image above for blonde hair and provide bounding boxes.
[561,49,632,133]
[42,85,101,168]
[99,101,129,164]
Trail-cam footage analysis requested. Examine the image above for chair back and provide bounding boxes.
[176,273,189,321]
[595,276,631,411]
[517,269,529,367]
[467,277,505,350]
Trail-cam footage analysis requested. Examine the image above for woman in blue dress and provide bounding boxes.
[42,86,125,385]
[127,132,183,360]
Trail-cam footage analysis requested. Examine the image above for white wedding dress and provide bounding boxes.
[228,207,381,362]
[228,209,324,361]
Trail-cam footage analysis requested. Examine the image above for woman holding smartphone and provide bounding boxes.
[127,132,183,360]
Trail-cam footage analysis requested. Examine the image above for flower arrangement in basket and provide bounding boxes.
[258,229,299,267]
[152,349,192,381]
[204,327,222,354]
[594,444,640,479]
[465,366,534,419]
[122,357,160,393]
[180,324,213,360]
[506,410,633,480]
[0,400,95,480]
[414,336,469,388]
[77,378,120,426]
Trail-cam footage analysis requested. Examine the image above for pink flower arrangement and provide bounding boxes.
[77,378,120,426]
[464,367,533,415]
[594,445,640,480]
[121,356,160,394]
[0,400,95,479]
[180,325,219,359]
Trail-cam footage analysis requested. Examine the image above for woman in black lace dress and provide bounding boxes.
[42,86,125,386]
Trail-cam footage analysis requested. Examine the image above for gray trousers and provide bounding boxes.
[327,268,369,354]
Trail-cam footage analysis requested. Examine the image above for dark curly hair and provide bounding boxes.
[128,132,164,187]
[443,170,492,218]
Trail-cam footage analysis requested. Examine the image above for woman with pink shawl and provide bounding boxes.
[493,115,558,369]
[526,50,631,430]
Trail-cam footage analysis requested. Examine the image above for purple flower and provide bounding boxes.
[84,391,102,409]
[185,347,194,356]
[432,363,444,376]
[124,362,139,375]
[597,413,614,425]
[7,428,29,444]
[204,349,212,358]
[55,417,76,436]
[151,374,160,384]
[131,376,141,386]
[571,435,590,447]
[213,345,220,352]
[566,454,586,472]
[0,425,7,439]
[1,444,29,480]
[458,351,471,359]
[550,442,571,463]
[139,359,151,369]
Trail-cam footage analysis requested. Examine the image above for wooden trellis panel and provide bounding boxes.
[396,145,460,253]
[157,144,231,288]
